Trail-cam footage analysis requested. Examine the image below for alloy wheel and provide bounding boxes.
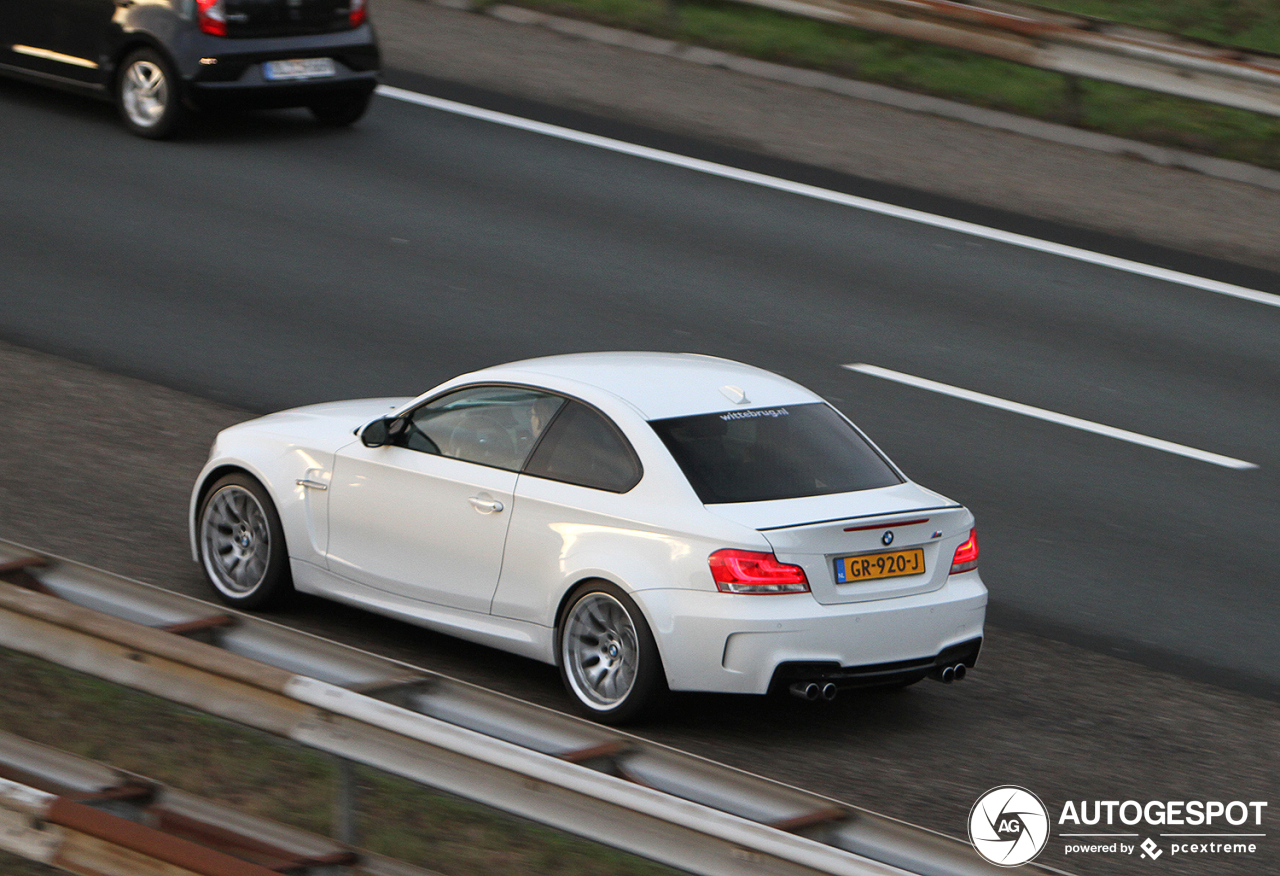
[121,59,169,130]
[562,593,640,709]
[201,485,271,597]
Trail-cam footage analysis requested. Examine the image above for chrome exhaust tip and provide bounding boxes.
[790,682,821,701]
[953,663,967,681]
[820,683,838,701]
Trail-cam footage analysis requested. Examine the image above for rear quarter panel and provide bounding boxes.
[490,419,773,668]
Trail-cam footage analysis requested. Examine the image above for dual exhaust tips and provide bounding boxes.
[932,662,968,683]
[788,662,969,700]
[789,681,838,701]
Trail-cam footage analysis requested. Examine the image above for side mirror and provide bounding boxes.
[360,417,391,447]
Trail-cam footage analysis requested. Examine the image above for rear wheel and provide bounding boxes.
[116,48,187,139]
[309,90,373,126]
[198,473,293,610]
[558,582,666,724]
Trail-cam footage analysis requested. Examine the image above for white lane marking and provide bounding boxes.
[844,363,1257,470]
[377,85,1280,311]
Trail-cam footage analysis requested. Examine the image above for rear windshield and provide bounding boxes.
[650,403,901,504]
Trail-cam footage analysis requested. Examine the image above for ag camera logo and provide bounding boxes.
[969,786,1050,867]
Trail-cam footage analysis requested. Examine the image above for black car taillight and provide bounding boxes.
[196,0,227,35]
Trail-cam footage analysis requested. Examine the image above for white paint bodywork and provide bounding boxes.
[191,353,987,694]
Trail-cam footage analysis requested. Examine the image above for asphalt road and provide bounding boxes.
[1,62,1279,876]
[2,72,1278,694]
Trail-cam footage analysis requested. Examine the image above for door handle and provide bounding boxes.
[468,496,504,514]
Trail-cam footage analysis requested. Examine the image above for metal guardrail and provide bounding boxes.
[0,732,437,876]
[0,540,1071,876]
[723,0,1280,117]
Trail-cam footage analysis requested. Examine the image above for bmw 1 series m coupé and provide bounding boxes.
[190,353,986,722]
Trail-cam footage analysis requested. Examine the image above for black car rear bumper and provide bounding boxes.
[173,26,379,110]
[188,65,377,110]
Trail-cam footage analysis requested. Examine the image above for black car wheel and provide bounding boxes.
[117,48,187,139]
[309,89,373,126]
[559,582,666,724]
[198,473,293,610]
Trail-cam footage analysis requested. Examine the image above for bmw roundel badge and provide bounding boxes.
[882,531,894,546]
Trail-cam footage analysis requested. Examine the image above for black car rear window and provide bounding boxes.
[650,403,901,504]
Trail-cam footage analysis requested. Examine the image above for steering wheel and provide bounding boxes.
[448,414,518,466]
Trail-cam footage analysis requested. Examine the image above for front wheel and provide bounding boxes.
[558,583,666,724]
[198,473,293,610]
[116,48,187,139]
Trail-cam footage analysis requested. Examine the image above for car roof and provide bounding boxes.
[469,352,821,420]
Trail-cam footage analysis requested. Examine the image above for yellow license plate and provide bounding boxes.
[835,548,925,583]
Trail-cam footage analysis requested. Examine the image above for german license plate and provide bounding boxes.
[835,548,925,583]
[263,58,336,81]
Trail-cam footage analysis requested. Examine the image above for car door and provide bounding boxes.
[325,386,564,614]
[45,0,115,84]
[0,0,48,73]
[0,0,110,84]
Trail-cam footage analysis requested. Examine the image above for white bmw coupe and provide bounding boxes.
[191,353,986,722]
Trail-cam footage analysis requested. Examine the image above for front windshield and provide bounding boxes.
[650,403,902,504]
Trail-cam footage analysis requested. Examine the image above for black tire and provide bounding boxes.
[558,581,666,724]
[309,89,373,126]
[116,48,187,139]
[197,473,293,610]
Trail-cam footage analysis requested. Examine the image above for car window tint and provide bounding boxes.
[650,403,901,504]
[523,401,642,493]
[407,387,564,472]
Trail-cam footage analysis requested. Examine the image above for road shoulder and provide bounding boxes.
[1,338,1277,876]
[374,0,1280,275]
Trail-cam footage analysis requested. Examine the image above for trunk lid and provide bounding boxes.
[224,0,355,38]
[705,483,973,605]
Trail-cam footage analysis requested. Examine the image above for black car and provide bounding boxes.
[0,0,380,138]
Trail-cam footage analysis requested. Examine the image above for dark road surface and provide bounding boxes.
[3,74,1277,694]
[2,67,1278,876]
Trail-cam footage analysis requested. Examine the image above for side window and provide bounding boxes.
[523,401,642,493]
[405,387,564,472]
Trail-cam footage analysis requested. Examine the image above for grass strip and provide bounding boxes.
[491,0,1280,169]
[1029,0,1280,54]
[0,647,686,876]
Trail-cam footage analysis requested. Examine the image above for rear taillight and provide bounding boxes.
[196,0,226,35]
[950,529,979,574]
[350,0,367,27]
[709,549,809,594]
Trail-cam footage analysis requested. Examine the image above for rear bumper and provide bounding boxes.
[635,570,987,694]
[188,68,377,110]
[173,26,379,109]
[769,636,982,691]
